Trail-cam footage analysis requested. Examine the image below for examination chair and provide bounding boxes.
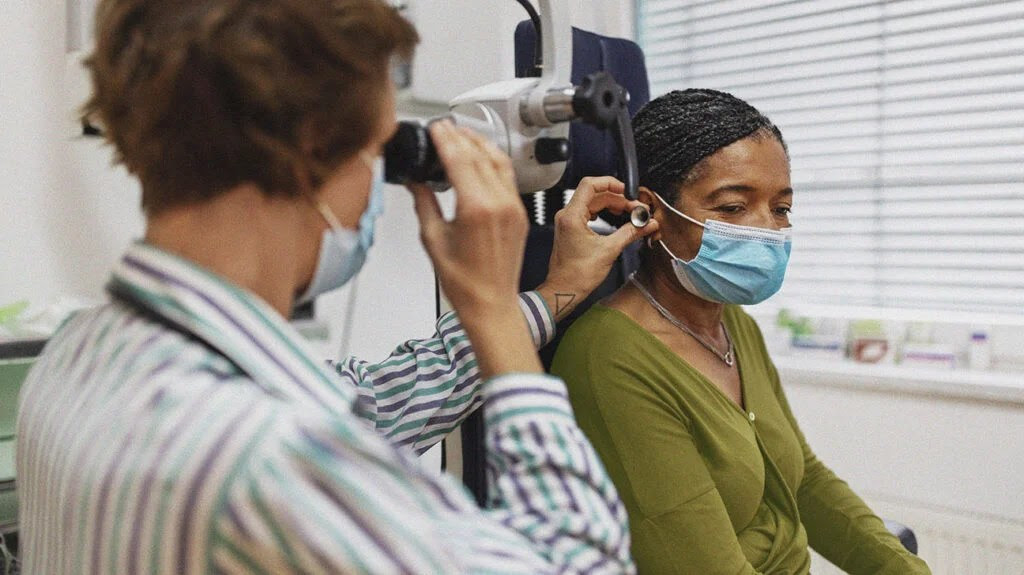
[454,21,919,559]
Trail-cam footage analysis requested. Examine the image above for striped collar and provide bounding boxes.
[107,241,358,414]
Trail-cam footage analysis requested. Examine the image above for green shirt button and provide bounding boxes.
[748,411,756,422]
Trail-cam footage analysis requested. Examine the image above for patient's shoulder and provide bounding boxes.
[554,304,653,378]
[561,304,644,347]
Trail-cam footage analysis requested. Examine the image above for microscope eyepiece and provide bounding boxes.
[383,120,449,190]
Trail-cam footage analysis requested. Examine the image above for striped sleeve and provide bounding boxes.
[332,291,556,454]
[517,290,555,350]
[480,374,635,574]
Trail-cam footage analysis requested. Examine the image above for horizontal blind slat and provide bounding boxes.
[790,234,1024,251]
[645,0,1020,50]
[682,52,1024,98]
[794,199,1024,219]
[790,217,1024,234]
[785,184,1022,205]
[789,251,1024,269]
[645,9,1019,68]
[647,28,1023,81]
[649,0,1019,41]
[643,3,884,43]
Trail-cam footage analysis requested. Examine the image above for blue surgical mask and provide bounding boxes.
[296,154,385,305]
[652,192,792,305]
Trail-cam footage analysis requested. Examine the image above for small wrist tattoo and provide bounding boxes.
[555,292,577,316]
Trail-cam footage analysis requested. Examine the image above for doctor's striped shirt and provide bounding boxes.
[16,242,632,574]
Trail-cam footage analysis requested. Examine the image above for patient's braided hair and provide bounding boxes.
[634,89,787,208]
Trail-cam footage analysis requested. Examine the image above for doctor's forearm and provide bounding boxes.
[535,282,583,322]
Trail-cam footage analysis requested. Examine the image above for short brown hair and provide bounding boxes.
[86,0,418,214]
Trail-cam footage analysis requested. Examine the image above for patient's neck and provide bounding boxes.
[638,260,725,338]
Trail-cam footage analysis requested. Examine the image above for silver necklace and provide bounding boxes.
[629,274,735,367]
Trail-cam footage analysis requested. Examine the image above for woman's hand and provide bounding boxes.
[538,176,659,321]
[408,120,541,377]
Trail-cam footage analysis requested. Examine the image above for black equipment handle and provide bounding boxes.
[571,71,637,201]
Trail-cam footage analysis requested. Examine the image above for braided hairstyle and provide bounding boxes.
[634,89,787,208]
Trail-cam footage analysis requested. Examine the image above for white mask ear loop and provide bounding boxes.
[648,191,701,260]
[657,236,687,261]
[336,151,380,360]
[314,200,345,231]
[359,151,376,171]
[651,192,706,228]
[312,147,377,233]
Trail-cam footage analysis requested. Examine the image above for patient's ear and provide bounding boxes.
[637,186,664,243]
[638,186,656,211]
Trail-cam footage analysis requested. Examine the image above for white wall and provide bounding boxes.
[0,3,62,299]
[408,0,635,104]
[782,369,1024,572]
[785,376,1024,523]
[0,3,143,312]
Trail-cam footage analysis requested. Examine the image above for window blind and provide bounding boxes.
[637,0,1024,314]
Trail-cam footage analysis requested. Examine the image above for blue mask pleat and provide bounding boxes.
[666,220,791,305]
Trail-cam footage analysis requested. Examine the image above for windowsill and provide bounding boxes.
[774,355,1024,406]
[750,302,1024,328]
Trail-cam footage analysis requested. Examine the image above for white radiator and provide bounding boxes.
[809,498,1024,574]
